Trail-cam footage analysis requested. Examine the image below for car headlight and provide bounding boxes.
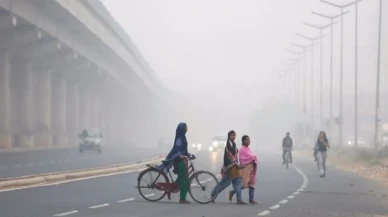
[197,144,202,148]
[95,139,101,144]
[192,144,196,148]
[209,146,214,151]
[348,141,351,145]
[212,141,218,147]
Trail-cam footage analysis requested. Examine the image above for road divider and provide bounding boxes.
[0,156,163,190]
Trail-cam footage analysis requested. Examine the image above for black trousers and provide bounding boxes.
[282,149,292,162]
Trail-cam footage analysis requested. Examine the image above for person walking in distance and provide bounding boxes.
[282,132,293,164]
[316,131,330,178]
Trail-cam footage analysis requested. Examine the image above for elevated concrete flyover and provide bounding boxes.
[0,0,169,149]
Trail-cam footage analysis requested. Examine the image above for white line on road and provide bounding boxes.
[257,210,270,216]
[0,167,147,193]
[293,192,300,195]
[117,198,134,203]
[89,203,110,209]
[287,195,295,199]
[145,193,155,197]
[279,199,288,204]
[269,204,280,210]
[53,210,78,216]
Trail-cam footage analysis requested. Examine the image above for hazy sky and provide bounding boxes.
[100,0,386,134]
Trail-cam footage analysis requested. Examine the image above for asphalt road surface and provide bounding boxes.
[0,150,387,217]
[0,145,163,178]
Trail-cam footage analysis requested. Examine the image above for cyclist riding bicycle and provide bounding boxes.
[282,132,293,164]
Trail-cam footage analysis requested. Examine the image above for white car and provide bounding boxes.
[209,134,227,152]
[347,135,369,148]
[79,129,104,153]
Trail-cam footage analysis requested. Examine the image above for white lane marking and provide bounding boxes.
[89,203,110,209]
[279,199,288,204]
[287,195,295,199]
[298,188,304,192]
[117,198,134,203]
[293,192,300,195]
[145,193,155,197]
[269,204,280,210]
[0,167,147,193]
[53,210,78,216]
[257,210,270,216]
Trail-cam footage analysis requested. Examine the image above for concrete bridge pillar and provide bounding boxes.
[0,50,11,148]
[79,88,91,130]
[52,74,68,146]
[67,82,79,145]
[18,63,34,147]
[35,69,52,147]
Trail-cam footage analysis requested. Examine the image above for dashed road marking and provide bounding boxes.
[145,193,155,197]
[279,199,288,204]
[257,210,270,216]
[53,210,78,216]
[269,204,280,210]
[293,192,300,195]
[287,195,295,199]
[117,198,134,203]
[89,203,110,209]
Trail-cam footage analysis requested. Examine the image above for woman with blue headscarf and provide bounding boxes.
[165,122,192,204]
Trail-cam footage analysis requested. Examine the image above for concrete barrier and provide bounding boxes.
[0,156,163,190]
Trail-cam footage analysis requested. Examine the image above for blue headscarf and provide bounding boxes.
[166,122,189,161]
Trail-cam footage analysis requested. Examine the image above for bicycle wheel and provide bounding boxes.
[137,168,169,202]
[285,152,289,169]
[188,170,219,204]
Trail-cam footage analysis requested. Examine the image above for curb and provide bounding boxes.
[0,156,163,190]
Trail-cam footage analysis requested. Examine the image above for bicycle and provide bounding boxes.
[136,154,219,204]
[283,148,292,169]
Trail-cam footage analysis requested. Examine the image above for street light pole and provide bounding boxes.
[321,0,363,150]
[311,11,348,145]
[374,0,383,149]
[286,49,303,112]
[304,22,332,130]
[290,42,313,145]
[296,34,325,146]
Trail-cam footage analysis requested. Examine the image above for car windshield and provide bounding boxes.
[87,130,101,138]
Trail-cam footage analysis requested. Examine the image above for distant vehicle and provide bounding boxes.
[158,138,173,149]
[209,134,227,152]
[191,143,202,152]
[79,128,103,153]
[347,135,370,148]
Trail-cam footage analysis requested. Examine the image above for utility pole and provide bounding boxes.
[374,0,383,149]
[296,33,325,146]
[290,42,311,145]
[286,49,303,112]
[319,0,363,149]
[304,22,332,131]
[311,11,348,145]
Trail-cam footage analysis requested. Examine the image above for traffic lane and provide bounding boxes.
[0,146,161,178]
[78,152,304,217]
[2,150,302,217]
[0,151,216,217]
[269,158,388,217]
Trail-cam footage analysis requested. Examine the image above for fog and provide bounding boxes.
[101,0,387,149]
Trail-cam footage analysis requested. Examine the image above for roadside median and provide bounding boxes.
[0,156,163,190]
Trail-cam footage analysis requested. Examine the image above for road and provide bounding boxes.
[0,150,387,217]
[0,145,163,179]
